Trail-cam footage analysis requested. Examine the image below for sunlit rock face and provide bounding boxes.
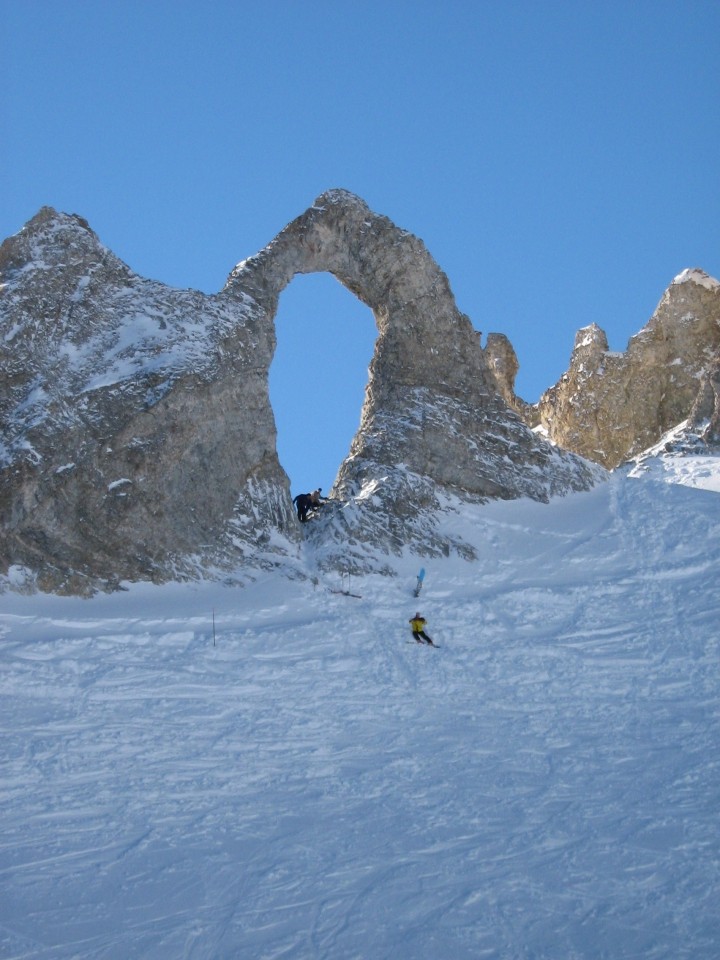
[688,356,720,444]
[227,191,603,571]
[534,269,720,469]
[1,192,602,591]
[484,332,537,425]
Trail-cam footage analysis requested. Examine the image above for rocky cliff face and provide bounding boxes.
[0,207,296,592]
[688,356,720,444]
[227,191,603,572]
[1,191,603,592]
[533,269,720,468]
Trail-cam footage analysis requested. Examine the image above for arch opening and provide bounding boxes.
[269,272,377,502]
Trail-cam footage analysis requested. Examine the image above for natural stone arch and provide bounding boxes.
[228,191,494,494]
[0,191,602,590]
[218,190,602,570]
[227,190,595,499]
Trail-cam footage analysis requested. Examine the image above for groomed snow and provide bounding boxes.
[1,454,719,959]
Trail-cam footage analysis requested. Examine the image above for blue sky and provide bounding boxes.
[3,1,718,495]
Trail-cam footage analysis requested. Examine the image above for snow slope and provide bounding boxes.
[1,452,719,959]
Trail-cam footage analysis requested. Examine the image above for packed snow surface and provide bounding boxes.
[628,421,720,494]
[1,454,719,959]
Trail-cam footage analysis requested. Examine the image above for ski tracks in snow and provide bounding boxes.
[1,471,720,958]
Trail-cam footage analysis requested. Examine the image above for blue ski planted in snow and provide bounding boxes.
[414,568,426,597]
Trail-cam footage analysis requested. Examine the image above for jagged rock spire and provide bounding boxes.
[535,270,720,468]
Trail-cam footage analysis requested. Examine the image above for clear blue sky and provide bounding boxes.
[3,1,718,495]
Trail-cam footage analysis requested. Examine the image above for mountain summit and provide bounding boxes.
[533,268,720,467]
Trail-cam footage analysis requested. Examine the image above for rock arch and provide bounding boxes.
[0,191,601,590]
[227,191,599,556]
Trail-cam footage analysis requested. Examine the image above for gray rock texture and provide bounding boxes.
[226,191,603,571]
[484,332,537,424]
[534,269,720,468]
[688,356,720,443]
[1,191,603,591]
[0,207,295,592]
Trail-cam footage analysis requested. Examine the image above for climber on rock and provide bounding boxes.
[310,488,327,510]
[292,492,314,522]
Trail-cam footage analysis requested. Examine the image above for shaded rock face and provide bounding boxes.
[534,269,720,468]
[1,192,602,591]
[0,208,296,591]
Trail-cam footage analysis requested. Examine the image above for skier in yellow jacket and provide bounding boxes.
[409,613,436,646]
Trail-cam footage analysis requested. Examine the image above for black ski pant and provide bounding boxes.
[294,495,312,522]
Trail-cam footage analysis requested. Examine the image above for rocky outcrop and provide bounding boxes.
[484,333,537,424]
[0,207,295,592]
[535,269,720,468]
[226,191,603,571]
[0,191,603,591]
[688,357,720,443]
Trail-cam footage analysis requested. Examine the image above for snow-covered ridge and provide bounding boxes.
[535,263,720,470]
[627,419,720,492]
[672,267,720,290]
[0,206,297,590]
[1,209,257,415]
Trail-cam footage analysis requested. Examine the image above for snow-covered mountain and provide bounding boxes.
[3,194,719,595]
[0,206,297,592]
[2,195,719,954]
[0,195,603,592]
[1,436,718,959]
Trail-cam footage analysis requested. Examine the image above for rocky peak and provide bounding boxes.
[572,322,609,356]
[535,269,720,468]
[1,208,131,399]
[671,267,719,292]
[1,207,292,593]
